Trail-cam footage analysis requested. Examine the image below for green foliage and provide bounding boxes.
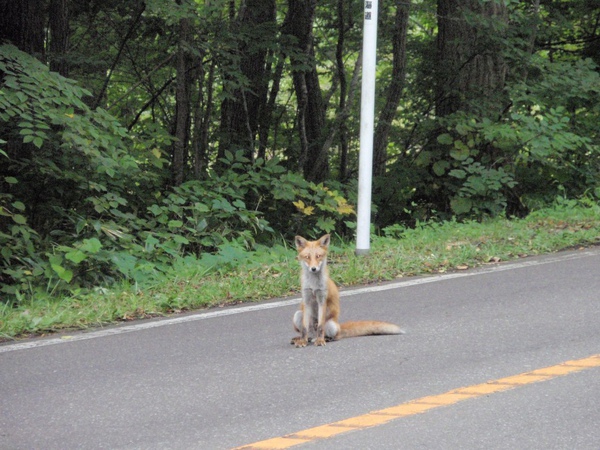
[3,199,600,339]
[0,69,356,303]
[429,55,600,219]
[508,57,600,208]
[2,0,600,308]
[142,162,275,254]
[435,118,517,218]
[0,44,141,298]
[291,183,356,235]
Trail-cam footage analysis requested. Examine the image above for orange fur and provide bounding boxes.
[291,234,403,347]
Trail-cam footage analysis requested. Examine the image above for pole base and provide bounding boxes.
[355,248,370,256]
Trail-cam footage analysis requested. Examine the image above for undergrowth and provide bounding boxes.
[1,198,600,341]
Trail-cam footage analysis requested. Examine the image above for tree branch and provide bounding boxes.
[92,2,146,109]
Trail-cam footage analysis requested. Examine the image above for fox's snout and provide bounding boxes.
[303,259,322,272]
[298,253,326,273]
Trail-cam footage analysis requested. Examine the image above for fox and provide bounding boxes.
[291,234,403,347]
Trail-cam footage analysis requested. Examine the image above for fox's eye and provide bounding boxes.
[304,255,310,260]
[316,254,322,259]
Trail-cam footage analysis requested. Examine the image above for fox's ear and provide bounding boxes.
[318,234,331,248]
[295,236,308,250]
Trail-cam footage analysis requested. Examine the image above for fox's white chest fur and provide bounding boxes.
[300,264,328,299]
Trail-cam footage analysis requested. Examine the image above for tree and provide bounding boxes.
[217,0,277,167]
[435,0,508,117]
[48,0,70,76]
[0,0,45,58]
[0,0,47,206]
[373,0,411,177]
[282,0,328,182]
[172,0,193,186]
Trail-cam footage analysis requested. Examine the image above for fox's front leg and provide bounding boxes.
[291,299,311,348]
[314,292,328,346]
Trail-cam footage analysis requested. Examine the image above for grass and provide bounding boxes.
[1,199,600,341]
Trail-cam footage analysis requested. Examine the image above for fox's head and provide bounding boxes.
[295,234,330,273]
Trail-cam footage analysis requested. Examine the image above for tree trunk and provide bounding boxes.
[436,0,508,117]
[0,0,45,182]
[92,1,146,109]
[0,0,45,59]
[192,60,215,179]
[258,54,284,161]
[431,0,509,215]
[218,0,277,166]
[321,51,362,183]
[282,0,328,182]
[172,10,192,186]
[336,0,349,182]
[49,0,69,76]
[373,0,411,177]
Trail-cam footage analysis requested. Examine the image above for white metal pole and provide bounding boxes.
[356,0,378,255]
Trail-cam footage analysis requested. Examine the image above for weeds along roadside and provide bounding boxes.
[1,199,600,341]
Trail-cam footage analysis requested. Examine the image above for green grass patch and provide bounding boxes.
[2,199,599,341]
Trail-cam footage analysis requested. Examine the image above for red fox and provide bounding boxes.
[291,234,403,347]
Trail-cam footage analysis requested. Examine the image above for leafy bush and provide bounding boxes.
[0,44,142,297]
[0,46,354,304]
[431,57,600,218]
[435,120,518,218]
[509,57,600,209]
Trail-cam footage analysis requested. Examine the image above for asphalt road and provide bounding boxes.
[1,247,600,449]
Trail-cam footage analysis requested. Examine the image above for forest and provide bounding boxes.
[1,0,599,301]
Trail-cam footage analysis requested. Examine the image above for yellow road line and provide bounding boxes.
[233,354,600,450]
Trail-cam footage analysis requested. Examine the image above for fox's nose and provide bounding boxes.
[310,266,318,272]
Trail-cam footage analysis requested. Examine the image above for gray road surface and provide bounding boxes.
[1,247,599,449]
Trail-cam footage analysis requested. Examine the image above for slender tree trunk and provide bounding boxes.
[92,1,146,109]
[321,51,362,182]
[520,0,541,81]
[218,0,276,166]
[192,60,215,179]
[373,0,411,177]
[191,61,206,180]
[336,0,349,182]
[49,0,69,76]
[282,0,328,182]
[172,9,192,186]
[258,55,284,161]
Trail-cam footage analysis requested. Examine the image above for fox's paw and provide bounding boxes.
[291,337,308,348]
[314,337,326,346]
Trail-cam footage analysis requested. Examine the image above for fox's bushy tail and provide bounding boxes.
[338,321,404,339]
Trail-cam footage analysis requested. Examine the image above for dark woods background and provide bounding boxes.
[1,0,599,297]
